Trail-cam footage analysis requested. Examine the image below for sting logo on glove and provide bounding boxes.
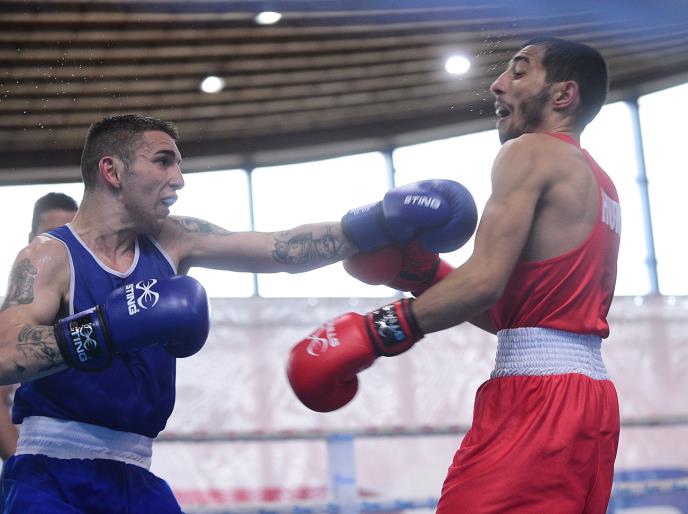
[402,195,442,210]
[125,279,160,315]
[59,309,110,368]
[67,317,100,363]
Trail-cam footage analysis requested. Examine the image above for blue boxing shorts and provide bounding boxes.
[1,455,183,513]
[0,416,183,513]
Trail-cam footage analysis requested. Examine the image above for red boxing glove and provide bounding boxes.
[344,240,455,297]
[287,299,423,412]
[387,240,454,296]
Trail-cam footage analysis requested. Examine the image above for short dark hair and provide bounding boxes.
[80,114,179,189]
[524,37,608,129]
[31,192,79,237]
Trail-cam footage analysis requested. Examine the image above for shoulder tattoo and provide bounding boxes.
[1,259,38,311]
[171,217,232,235]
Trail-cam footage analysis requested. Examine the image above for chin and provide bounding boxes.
[498,129,515,145]
[498,124,527,144]
[151,217,166,233]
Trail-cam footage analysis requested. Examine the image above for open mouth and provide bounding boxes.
[495,104,511,119]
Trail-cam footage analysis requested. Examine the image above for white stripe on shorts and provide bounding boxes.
[15,416,153,469]
[491,327,609,380]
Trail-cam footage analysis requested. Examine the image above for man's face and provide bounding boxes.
[119,130,184,233]
[30,208,76,241]
[490,44,552,144]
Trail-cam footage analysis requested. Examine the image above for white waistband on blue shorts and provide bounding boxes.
[491,327,609,380]
[15,416,153,469]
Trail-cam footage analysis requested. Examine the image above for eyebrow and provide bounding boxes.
[153,149,182,165]
[511,55,530,66]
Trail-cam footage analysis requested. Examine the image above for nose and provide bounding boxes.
[490,71,507,96]
[170,164,184,191]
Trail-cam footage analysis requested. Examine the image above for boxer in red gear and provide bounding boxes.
[427,37,620,514]
[289,36,620,514]
[435,129,620,514]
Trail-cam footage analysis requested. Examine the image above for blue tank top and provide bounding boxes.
[13,224,178,438]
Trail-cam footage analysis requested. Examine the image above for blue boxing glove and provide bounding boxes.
[54,275,210,371]
[341,179,478,253]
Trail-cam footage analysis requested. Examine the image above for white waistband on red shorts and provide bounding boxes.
[15,416,153,469]
[491,327,609,380]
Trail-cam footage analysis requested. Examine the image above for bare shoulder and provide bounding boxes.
[1,236,70,316]
[493,133,577,185]
[158,216,232,244]
[154,216,234,263]
[492,135,545,188]
[20,236,70,280]
[166,216,232,236]
[497,133,565,161]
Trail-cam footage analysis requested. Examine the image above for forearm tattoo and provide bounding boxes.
[273,225,344,265]
[1,259,37,311]
[16,325,63,374]
[172,217,232,235]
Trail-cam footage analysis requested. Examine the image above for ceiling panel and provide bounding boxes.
[1,0,687,183]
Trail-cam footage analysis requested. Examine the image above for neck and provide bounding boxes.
[538,114,581,144]
[70,190,139,260]
[540,128,581,145]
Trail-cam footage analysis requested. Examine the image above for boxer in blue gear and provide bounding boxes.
[0,114,476,513]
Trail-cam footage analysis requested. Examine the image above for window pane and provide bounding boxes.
[638,83,688,295]
[171,169,254,297]
[393,130,499,266]
[252,152,393,297]
[582,101,650,295]
[0,182,84,295]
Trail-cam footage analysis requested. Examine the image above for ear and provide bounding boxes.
[552,80,579,110]
[99,155,123,189]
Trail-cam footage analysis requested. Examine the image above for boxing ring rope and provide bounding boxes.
[159,416,688,514]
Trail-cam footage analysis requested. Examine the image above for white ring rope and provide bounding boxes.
[167,416,688,514]
[159,415,688,443]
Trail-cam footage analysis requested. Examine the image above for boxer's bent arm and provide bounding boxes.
[161,216,358,273]
[412,137,548,334]
[0,243,69,384]
[468,311,498,334]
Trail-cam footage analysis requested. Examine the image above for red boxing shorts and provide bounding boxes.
[436,328,620,514]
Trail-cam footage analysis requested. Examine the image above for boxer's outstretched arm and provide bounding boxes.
[162,179,475,274]
[161,216,357,274]
[0,240,69,385]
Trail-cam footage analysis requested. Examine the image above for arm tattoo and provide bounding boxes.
[273,226,344,265]
[16,325,63,374]
[1,259,37,311]
[172,217,232,235]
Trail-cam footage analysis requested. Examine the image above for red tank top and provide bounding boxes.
[488,133,621,338]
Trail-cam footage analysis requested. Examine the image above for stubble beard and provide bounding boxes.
[498,85,551,144]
